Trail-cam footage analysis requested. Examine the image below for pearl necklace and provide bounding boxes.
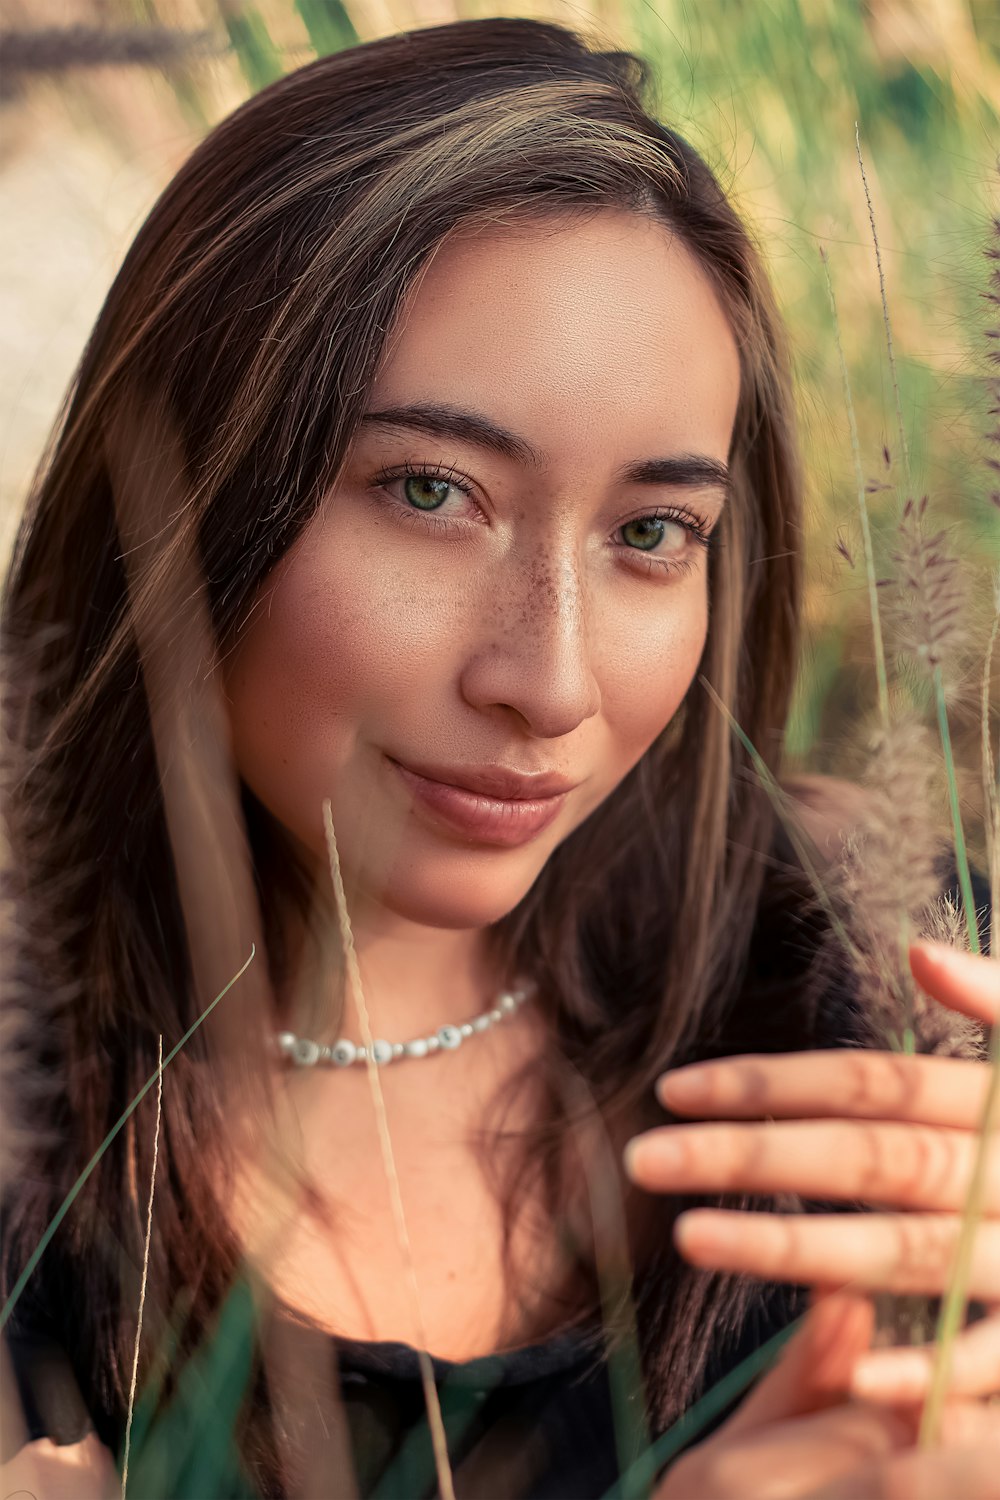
[274,980,534,1068]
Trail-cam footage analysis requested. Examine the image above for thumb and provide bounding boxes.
[721,1287,875,1439]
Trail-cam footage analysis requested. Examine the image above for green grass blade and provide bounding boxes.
[933,663,982,955]
[294,0,359,59]
[0,945,256,1332]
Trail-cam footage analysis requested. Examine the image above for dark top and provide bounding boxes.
[1,1272,805,1498]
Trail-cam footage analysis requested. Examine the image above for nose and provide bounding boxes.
[458,552,602,739]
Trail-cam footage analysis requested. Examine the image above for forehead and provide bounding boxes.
[370,209,742,468]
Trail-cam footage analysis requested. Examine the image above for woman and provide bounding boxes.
[1,16,997,1498]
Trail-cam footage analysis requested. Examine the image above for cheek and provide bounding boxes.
[598,582,709,755]
[221,521,472,848]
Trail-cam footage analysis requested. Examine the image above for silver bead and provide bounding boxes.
[271,978,532,1070]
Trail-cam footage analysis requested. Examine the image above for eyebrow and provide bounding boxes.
[359,402,732,499]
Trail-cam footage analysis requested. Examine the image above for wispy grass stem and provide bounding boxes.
[855,122,911,496]
[933,662,982,956]
[122,1032,163,1499]
[0,946,255,1332]
[321,800,456,1500]
[700,678,864,972]
[819,243,890,732]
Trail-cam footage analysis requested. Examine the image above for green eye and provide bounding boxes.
[622,516,668,551]
[403,476,451,511]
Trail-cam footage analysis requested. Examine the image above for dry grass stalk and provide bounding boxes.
[122,1033,164,1500]
[819,241,890,729]
[854,122,911,494]
[321,799,456,1500]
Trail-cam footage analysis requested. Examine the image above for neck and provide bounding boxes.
[278,893,514,1047]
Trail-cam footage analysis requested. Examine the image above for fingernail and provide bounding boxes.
[623,1137,648,1181]
[658,1065,712,1107]
[624,1133,686,1181]
[911,939,971,968]
[851,1352,928,1397]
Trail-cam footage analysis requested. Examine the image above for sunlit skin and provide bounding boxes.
[223,208,739,1051]
[627,940,1000,1418]
[217,209,741,1357]
[5,223,999,1500]
[221,209,1000,1420]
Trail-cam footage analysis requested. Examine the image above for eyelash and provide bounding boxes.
[369,461,718,578]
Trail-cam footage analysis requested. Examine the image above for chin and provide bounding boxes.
[373,856,542,931]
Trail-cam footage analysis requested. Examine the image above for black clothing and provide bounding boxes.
[2,1270,806,1497]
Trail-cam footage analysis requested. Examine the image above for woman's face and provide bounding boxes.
[223,209,742,932]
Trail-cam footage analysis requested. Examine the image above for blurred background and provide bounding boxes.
[2,0,998,848]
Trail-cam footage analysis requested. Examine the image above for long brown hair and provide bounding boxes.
[1,16,830,1492]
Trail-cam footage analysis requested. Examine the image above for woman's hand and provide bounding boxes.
[654,1285,999,1499]
[624,940,1000,1410]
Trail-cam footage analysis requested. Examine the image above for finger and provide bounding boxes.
[851,1311,1000,1403]
[800,1442,1000,1500]
[909,942,1000,1027]
[677,1400,915,1498]
[655,1050,994,1131]
[672,1210,1000,1302]
[720,1290,876,1436]
[626,1118,1000,1215]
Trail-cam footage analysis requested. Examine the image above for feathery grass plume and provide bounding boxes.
[321,799,456,1500]
[830,718,948,1049]
[983,570,1000,957]
[877,491,983,959]
[985,210,1000,512]
[883,496,969,685]
[824,716,986,1356]
[909,891,991,1058]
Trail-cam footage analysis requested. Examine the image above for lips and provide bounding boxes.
[390,759,576,802]
[387,757,575,847]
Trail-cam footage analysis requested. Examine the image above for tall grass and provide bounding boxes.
[2,2,998,1494]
